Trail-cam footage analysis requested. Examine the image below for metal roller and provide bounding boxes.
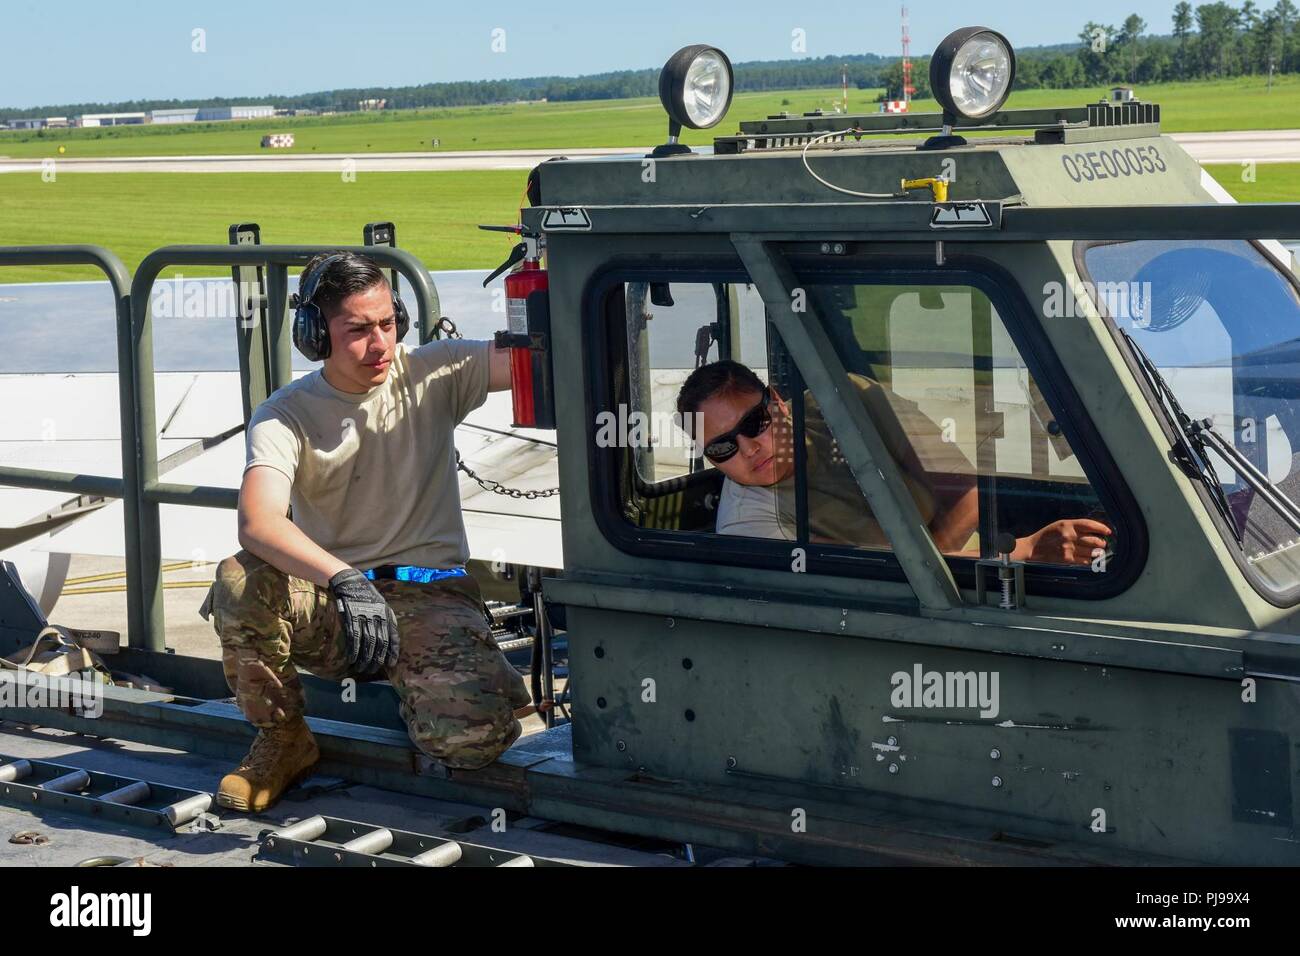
[252,814,571,868]
[410,842,463,867]
[100,780,152,805]
[41,769,90,793]
[162,793,213,826]
[0,759,33,783]
[340,828,393,855]
[272,815,328,842]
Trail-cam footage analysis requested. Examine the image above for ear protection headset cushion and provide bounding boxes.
[393,294,410,343]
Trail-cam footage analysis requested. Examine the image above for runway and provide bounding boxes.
[1168,128,1300,164]
[0,129,1298,174]
[1,129,1298,173]
[0,146,639,174]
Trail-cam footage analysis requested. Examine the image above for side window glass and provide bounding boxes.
[621,281,768,486]
[788,282,1117,569]
[602,274,1124,580]
[1085,239,1300,595]
[607,280,766,533]
[771,361,965,553]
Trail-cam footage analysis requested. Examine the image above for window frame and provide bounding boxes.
[1075,237,1300,608]
[585,251,1148,600]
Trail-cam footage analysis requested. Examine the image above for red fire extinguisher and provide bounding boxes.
[481,225,550,428]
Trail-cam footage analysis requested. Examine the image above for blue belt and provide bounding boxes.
[364,565,467,583]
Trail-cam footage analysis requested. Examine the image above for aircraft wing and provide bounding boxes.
[32,379,563,568]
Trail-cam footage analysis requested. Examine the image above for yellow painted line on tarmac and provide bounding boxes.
[64,560,207,586]
[61,580,214,596]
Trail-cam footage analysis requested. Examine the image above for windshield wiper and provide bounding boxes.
[1122,329,1300,542]
[1119,329,1245,542]
[1185,415,1300,538]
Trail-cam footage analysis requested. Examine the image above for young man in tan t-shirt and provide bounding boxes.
[204,251,530,812]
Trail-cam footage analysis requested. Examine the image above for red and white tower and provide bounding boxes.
[901,5,916,105]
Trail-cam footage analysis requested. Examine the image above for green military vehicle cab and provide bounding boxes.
[520,30,1300,864]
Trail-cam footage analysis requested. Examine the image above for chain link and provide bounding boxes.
[456,450,560,499]
[439,314,560,500]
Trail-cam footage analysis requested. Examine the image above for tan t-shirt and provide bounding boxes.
[244,339,490,570]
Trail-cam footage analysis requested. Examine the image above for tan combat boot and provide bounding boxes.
[216,718,320,813]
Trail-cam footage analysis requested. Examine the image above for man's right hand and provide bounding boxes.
[1014,518,1113,567]
[328,569,400,674]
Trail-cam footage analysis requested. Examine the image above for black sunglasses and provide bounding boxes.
[702,391,773,464]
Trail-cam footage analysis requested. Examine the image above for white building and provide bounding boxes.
[196,105,276,121]
[151,108,200,124]
[6,103,278,132]
[76,112,147,127]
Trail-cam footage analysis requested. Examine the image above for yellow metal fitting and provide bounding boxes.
[900,177,950,203]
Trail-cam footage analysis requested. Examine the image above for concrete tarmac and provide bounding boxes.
[1,130,1298,173]
[0,147,639,174]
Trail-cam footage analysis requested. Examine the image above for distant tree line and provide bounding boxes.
[1049,1,1299,86]
[880,1,1300,97]
[0,54,894,121]
[6,3,1300,121]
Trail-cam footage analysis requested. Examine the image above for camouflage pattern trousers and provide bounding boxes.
[206,551,531,770]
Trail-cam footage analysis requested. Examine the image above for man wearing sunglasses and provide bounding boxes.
[676,360,1112,565]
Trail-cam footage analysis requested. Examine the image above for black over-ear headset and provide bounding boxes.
[291,253,411,362]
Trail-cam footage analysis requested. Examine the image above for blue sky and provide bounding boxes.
[5,0,1187,109]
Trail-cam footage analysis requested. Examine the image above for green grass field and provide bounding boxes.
[0,88,880,159]
[0,171,527,283]
[1204,161,1300,202]
[2,75,1296,284]
[2,75,1300,160]
[1,161,1296,284]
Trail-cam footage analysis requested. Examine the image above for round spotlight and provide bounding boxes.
[930,27,1016,121]
[659,45,734,131]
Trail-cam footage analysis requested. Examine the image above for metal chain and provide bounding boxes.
[438,314,561,500]
[456,450,560,499]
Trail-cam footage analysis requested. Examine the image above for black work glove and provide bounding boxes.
[328,569,400,675]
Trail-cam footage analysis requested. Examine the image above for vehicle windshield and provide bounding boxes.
[1084,239,1300,597]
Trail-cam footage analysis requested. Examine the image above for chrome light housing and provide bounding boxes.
[930,27,1016,121]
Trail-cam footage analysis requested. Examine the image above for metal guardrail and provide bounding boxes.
[0,243,442,654]
[0,246,144,638]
